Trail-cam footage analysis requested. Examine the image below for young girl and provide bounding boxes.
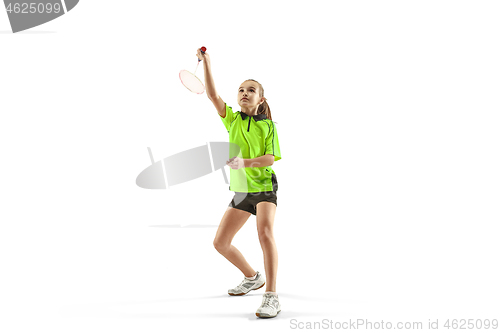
[196,48,281,318]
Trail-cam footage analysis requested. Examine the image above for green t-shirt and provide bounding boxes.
[220,103,281,193]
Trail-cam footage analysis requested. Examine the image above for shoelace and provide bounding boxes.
[262,294,275,308]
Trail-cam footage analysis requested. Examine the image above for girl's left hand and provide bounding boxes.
[226,157,244,170]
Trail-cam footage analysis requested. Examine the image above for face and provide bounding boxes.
[237,81,264,109]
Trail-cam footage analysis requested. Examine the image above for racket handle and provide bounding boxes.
[198,46,206,62]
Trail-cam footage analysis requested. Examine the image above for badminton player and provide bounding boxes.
[196,48,282,318]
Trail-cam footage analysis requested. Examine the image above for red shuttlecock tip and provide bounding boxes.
[201,47,206,52]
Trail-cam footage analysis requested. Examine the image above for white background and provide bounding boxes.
[1,1,499,332]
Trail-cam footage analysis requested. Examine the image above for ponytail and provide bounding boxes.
[258,99,272,120]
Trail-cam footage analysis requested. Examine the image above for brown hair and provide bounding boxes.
[245,79,273,121]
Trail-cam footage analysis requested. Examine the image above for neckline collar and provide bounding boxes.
[240,111,267,121]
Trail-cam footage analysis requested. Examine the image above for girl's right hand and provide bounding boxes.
[196,48,208,62]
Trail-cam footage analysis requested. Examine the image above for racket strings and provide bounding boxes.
[179,70,205,94]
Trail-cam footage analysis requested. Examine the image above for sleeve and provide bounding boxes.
[265,121,281,161]
[220,103,235,132]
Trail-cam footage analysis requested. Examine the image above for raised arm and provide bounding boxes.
[197,48,225,118]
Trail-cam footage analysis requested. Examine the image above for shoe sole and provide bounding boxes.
[256,309,281,318]
[228,282,265,296]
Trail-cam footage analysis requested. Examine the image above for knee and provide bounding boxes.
[213,239,229,253]
[258,228,274,243]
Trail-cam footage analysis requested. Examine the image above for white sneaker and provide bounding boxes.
[256,293,281,318]
[228,271,266,296]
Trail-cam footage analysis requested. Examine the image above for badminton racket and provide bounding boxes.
[179,46,206,94]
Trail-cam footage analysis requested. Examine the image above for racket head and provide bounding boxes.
[179,70,205,94]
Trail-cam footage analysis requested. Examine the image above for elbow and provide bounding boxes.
[207,92,219,101]
[267,155,275,166]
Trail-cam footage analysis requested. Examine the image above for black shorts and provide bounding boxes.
[228,173,278,215]
[228,191,277,216]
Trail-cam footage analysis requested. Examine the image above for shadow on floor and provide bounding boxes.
[60,292,351,319]
[150,224,219,228]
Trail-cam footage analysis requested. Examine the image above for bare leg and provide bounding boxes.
[214,207,256,277]
[256,202,278,292]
